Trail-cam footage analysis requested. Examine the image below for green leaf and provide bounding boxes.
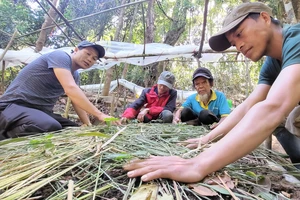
[104,117,119,122]
[0,137,28,146]
[200,184,256,200]
[106,153,133,161]
[29,139,44,145]
[257,192,276,200]
[45,134,54,139]
[257,175,266,181]
[76,132,109,137]
[209,185,230,195]
[45,142,55,149]
[246,171,257,178]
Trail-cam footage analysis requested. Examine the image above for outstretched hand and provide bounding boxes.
[181,132,224,150]
[109,118,122,125]
[120,117,129,124]
[181,137,204,149]
[172,116,181,124]
[98,113,121,125]
[123,156,204,183]
[137,109,149,122]
[210,122,219,130]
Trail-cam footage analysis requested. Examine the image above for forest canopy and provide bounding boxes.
[0,0,299,100]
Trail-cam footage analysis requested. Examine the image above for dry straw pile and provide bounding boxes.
[0,124,299,199]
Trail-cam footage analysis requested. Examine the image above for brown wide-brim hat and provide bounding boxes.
[209,2,273,52]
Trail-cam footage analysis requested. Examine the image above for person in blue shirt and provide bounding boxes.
[173,67,230,129]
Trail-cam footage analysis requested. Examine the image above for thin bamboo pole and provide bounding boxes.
[0,29,18,88]
[0,0,149,45]
[63,97,72,118]
[67,180,74,200]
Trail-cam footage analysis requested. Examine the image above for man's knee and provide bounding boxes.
[286,105,300,137]
[0,104,63,138]
[7,122,62,138]
[198,110,219,125]
[181,107,196,122]
[273,127,300,168]
[160,110,173,123]
[35,119,62,132]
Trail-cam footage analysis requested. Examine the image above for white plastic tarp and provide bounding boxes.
[80,78,196,102]
[0,41,225,71]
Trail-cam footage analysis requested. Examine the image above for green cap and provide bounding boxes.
[209,2,273,52]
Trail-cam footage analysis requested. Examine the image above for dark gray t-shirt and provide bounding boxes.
[258,23,300,85]
[0,50,79,113]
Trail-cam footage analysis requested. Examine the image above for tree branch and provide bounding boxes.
[194,0,209,59]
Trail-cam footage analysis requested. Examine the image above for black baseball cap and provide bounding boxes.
[77,40,105,58]
[192,67,213,82]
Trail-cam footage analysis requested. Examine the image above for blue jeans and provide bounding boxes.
[143,110,173,123]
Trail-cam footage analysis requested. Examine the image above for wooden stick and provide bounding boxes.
[67,180,74,200]
[63,97,72,118]
[217,175,239,200]
[100,126,127,151]
[1,29,18,88]
[182,133,224,158]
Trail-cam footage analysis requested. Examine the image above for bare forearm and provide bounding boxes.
[204,85,270,142]
[66,86,103,119]
[196,102,285,176]
[203,103,249,142]
[53,68,108,122]
[173,108,183,123]
[175,108,182,118]
[218,116,226,124]
[73,103,91,125]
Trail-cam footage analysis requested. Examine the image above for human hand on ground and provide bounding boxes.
[173,116,181,124]
[210,122,219,130]
[81,122,92,127]
[120,117,129,124]
[123,156,204,183]
[110,119,122,125]
[181,136,209,149]
[137,109,149,122]
[98,113,121,125]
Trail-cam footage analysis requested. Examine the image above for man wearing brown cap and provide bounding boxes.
[0,41,119,140]
[173,67,230,129]
[123,2,300,183]
[121,71,177,123]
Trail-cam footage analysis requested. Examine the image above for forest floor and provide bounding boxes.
[0,85,288,155]
[1,87,299,199]
[54,87,287,155]
[1,124,299,199]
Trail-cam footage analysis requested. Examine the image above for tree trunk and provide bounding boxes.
[290,0,300,21]
[143,0,156,87]
[282,0,297,24]
[146,0,154,43]
[163,0,188,46]
[154,0,190,82]
[58,0,70,18]
[122,0,139,79]
[102,0,126,96]
[35,0,59,52]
